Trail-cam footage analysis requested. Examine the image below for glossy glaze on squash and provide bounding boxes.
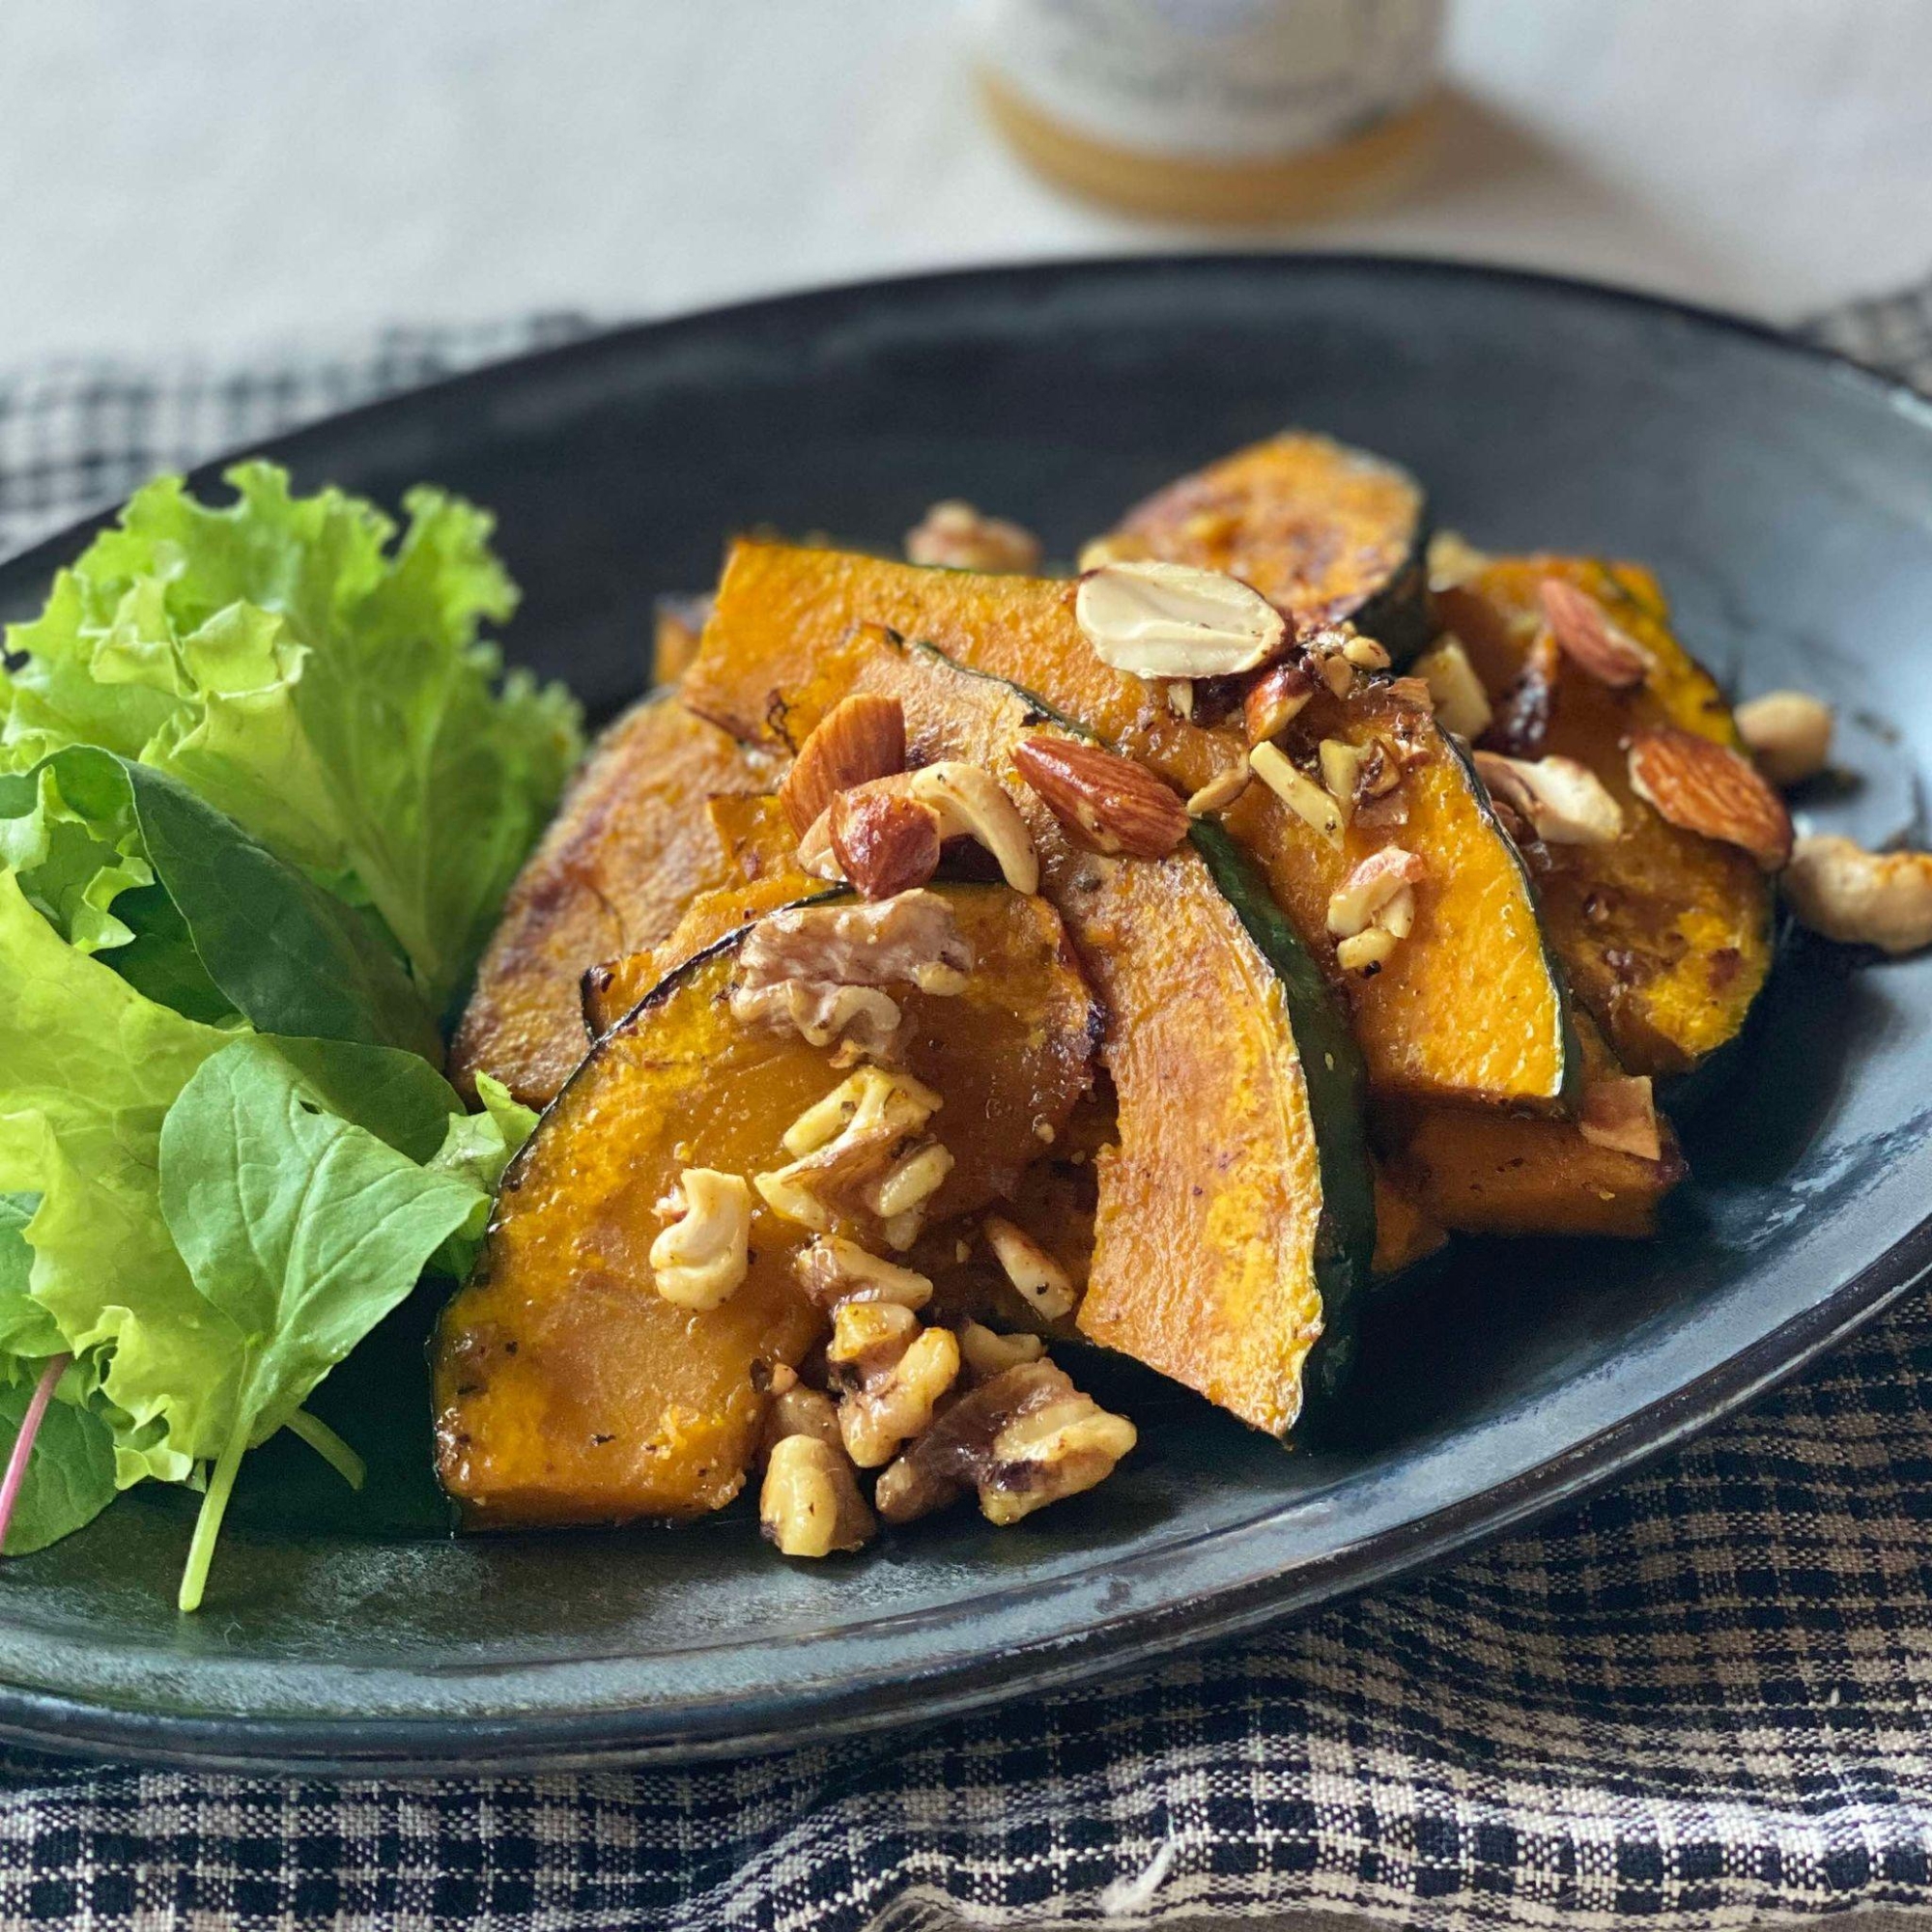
[1379,1012,1685,1239]
[449,696,781,1106]
[1437,555,1774,1079]
[686,620,1374,1434]
[1095,431,1430,658]
[683,539,1571,1110]
[434,884,1100,1526]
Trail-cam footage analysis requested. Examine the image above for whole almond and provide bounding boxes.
[1012,734,1189,860]
[780,694,907,837]
[828,786,943,900]
[1539,578,1652,689]
[1627,724,1793,870]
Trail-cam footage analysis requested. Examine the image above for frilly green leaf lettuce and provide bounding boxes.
[0,462,582,1011]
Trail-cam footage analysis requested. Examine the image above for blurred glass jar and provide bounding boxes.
[978,0,1444,224]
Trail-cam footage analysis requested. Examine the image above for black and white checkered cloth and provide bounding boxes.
[3,280,1932,1932]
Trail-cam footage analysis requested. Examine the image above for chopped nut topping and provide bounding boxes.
[1540,578,1653,689]
[760,1434,876,1557]
[1626,725,1792,870]
[1427,530,1493,591]
[1075,559,1286,679]
[1475,751,1625,846]
[904,499,1043,574]
[983,1215,1078,1321]
[1483,631,1561,760]
[1318,740,1363,827]
[909,761,1040,895]
[1413,636,1494,742]
[1326,846,1426,939]
[648,1169,753,1311]
[955,1321,1047,1383]
[873,1360,1134,1527]
[1342,636,1391,670]
[780,693,907,837]
[1165,679,1195,720]
[1783,835,1932,954]
[1336,926,1399,975]
[1736,690,1834,789]
[1242,661,1317,746]
[757,1065,951,1240]
[794,1235,934,1310]
[1249,742,1342,841]
[829,786,943,900]
[838,1325,961,1467]
[828,1300,920,1363]
[732,892,972,1058]
[760,1384,841,1460]
[1013,734,1189,860]
[783,1065,941,1156]
[1577,1075,1663,1162]
[1185,765,1251,817]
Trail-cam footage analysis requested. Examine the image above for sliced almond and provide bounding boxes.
[1318,740,1363,827]
[1326,845,1427,938]
[1474,751,1625,845]
[829,787,943,900]
[780,693,907,837]
[1577,1075,1662,1162]
[1185,765,1251,818]
[1075,559,1286,680]
[1627,725,1793,870]
[1242,661,1316,746]
[1249,742,1342,841]
[1336,926,1399,975]
[1013,734,1189,860]
[1413,635,1493,742]
[1539,578,1652,689]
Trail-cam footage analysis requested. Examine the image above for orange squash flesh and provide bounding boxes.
[682,539,1569,1109]
[1437,556,1774,1079]
[449,696,782,1106]
[686,624,1372,1435]
[1379,1012,1685,1239]
[1097,430,1430,657]
[434,884,1099,1527]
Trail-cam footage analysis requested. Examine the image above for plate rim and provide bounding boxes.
[1,250,1928,1774]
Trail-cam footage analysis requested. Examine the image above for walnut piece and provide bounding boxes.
[905,499,1042,573]
[760,1435,876,1557]
[873,1359,1135,1526]
[730,891,972,1058]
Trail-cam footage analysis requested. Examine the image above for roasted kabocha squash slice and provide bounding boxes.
[687,617,1375,1432]
[682,538,1572,1111]
[1378,1009,1685,1239]
[1088,431,1431,659]
[1435,554,1776,1081]
[450,694,782,1106]
[434,882,1100,1526]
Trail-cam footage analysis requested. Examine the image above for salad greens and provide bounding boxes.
[0,462,575,1606]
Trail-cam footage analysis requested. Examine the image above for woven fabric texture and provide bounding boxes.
[1,282,1931,1932]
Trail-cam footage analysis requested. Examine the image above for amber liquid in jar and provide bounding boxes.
[979,0,1444,225]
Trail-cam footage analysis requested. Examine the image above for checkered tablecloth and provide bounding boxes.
[3,276,1932,1932]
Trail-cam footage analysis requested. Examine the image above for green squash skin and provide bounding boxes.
[1188,816,1376,1407]
[908,639,1378,1422]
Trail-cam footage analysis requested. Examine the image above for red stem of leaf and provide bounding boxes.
[0,1354,71,1553]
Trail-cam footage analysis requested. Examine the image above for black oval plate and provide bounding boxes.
[3,256,1931,1775]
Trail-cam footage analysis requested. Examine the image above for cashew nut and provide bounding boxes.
[1783,835,1932,955]
[648,1168,753,1310]
[1736,690,1833,788]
